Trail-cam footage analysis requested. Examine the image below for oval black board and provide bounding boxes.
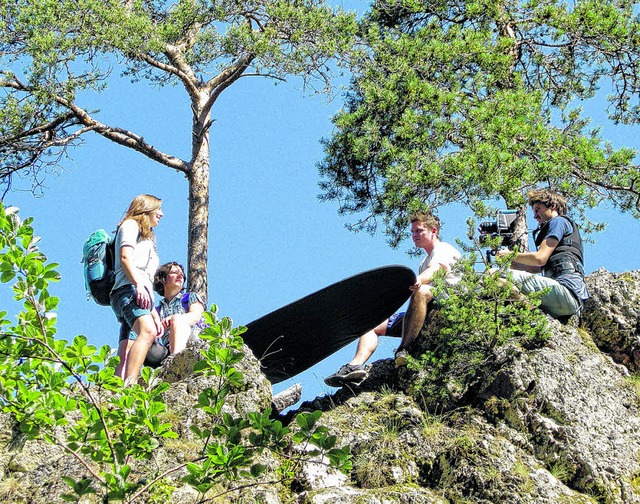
[242,265,416,384]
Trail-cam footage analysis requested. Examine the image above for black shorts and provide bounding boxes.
[385,312,405,337]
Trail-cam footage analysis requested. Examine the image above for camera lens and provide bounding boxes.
[478,221,498,234]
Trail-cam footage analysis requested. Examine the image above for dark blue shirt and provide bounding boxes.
[540,216,589,301]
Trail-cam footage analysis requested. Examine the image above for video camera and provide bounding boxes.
[478,209,518,249]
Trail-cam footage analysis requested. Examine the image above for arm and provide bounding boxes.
[162,301,205,329]
[412,242,461,291]
[410,262,448,293]
[498,237,558,272]
[416,262,446,285]
[151,307,163,336]
[183,301,204,327]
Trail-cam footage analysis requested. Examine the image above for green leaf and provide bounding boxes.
[296,410,322,431]
[250,463,267,477]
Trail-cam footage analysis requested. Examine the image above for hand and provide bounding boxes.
[152,311,164,336]
[135,283,151,309]
[409,281,422,293]
[495,249,510,259]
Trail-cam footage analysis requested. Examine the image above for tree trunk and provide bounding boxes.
[512,206,529,252]
[187,158,209,301]
[187,94,212,301]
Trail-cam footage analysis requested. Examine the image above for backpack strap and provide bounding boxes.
[181,292,191,313]
[181,291,207,330]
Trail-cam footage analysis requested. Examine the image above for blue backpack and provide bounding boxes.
[82,229,116,306]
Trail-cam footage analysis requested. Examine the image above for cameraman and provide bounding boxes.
[495,189,589,319]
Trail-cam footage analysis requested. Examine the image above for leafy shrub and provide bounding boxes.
[409,219,549,410]
[0,203,350,503]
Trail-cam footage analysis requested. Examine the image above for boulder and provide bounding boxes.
[3,269,640,503]
[582,269,640,370]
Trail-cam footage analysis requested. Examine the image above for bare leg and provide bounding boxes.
[115,339,134,379]
[399,285,433,349]
[169,315,191,354]
[123,314,158,381]
[348,319,388,367]
[324,319,391,386]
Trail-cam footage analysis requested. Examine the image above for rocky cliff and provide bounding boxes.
[2,269,640,503]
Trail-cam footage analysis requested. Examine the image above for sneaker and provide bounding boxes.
[324,364,367,387]
[394,348,409,368]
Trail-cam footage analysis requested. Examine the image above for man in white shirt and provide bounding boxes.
[325,211,461,387]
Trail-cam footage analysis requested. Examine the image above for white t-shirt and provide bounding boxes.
[112,219,159,294]
[418,241,462,285]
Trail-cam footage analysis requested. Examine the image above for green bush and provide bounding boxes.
[409,219,549,410]
[0,203,350,503]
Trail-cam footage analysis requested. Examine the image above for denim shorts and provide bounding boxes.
[110,284,152,342]
[118,323,138,343]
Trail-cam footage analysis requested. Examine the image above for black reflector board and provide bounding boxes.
[243,265,416,383]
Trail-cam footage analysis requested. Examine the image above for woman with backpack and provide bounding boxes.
[109,194,164,383]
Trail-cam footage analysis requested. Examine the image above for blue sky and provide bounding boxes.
[3,22,640,404]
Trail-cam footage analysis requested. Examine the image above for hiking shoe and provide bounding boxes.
[394,348,409,368]
[324,364,367,387]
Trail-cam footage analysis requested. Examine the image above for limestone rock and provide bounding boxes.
[3,269,640,503]
[480,318,640,502]
[582,268,640,370]
[290,270,640,503]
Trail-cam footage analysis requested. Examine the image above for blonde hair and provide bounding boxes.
[410,210,441,237]
[527,189,567,216]
[118,194,162,240]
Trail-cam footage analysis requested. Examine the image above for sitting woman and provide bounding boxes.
[151,261,205,360]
